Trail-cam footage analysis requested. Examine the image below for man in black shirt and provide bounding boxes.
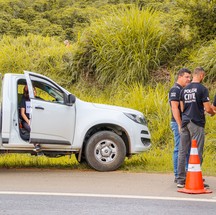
[169,68,191,183]
[177,67,215,188]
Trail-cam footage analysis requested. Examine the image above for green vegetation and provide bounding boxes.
[76,7,168,84]
[0,0,215,174]
[0,146,215,176]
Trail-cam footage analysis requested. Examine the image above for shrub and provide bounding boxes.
[73,6,168,85]
[188,39,216,83]
[177,0,216,41]
[0,34,75,86]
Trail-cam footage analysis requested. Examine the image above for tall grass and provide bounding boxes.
[189,40,216,83]
[0,34,74,86]
[74,6,168,85]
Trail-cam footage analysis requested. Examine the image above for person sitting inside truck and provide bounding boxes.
[20,85,31,133]
[20,85,41,153]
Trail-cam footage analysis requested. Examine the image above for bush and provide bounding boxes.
[177,0,216,41]
[0,34,75,86]
[188,39,216,83]
[73,6,168,85]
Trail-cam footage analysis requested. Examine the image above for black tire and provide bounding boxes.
[84,131,126,171]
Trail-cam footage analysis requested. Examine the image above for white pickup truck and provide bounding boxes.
[0,71,151,171]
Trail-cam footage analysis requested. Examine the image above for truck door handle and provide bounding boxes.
[35,106,44,110]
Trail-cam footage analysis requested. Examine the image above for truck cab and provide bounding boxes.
[0,71,151,171]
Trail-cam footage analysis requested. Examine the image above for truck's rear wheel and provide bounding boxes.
[84,131,126,171]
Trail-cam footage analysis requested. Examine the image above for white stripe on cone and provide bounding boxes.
[190,148,199,155]
[188,164,201,172]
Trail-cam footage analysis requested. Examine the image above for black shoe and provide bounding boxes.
[204,183,209,188]
[174,178,177,183]
[33,144,41,152]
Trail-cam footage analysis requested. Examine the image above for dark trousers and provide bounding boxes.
[177,121,204,184]
[23,121,31,132]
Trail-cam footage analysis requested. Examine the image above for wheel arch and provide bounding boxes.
[77,123,130,162]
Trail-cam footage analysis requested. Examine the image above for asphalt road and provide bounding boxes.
[1,194,216,215]
[0,169,216,214]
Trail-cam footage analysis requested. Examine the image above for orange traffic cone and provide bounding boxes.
[178,139,212,194]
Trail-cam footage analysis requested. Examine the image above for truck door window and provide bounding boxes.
[33,82,64,104]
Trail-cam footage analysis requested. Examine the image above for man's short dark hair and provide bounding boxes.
[194,67,205,75]
[177,68,191,77]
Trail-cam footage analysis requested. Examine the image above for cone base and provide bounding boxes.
[178,188,212,194]
[185,171,204,190]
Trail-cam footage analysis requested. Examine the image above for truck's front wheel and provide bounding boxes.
[85,131,126,171]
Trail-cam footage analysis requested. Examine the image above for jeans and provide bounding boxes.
[171,121,189,179]
[177,121,204,184]
[171,122,180,179]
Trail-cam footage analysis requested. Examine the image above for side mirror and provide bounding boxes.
[67,94,76,106]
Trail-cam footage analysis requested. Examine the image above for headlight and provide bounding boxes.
[124,113,147,125]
